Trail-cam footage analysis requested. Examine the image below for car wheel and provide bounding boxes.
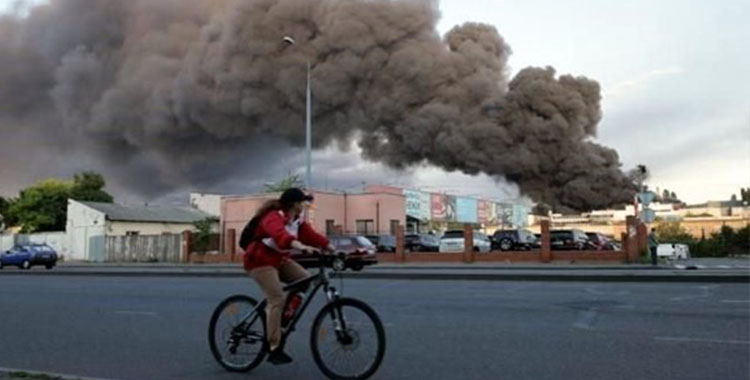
[332,257,346,272]
[21,260,31,270]
[352,263,364,272]
[45,264,54,270]
[0,260,3,269]
[499,238,513,251]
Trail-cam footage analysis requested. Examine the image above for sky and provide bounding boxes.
[1,0,748,206]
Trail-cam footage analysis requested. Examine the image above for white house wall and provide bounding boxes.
[66,200,107,261]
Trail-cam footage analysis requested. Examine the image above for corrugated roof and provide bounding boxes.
[80,201,212,223]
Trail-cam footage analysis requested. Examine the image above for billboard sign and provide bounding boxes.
[431,194,457,222]
[405,189,431,221]
[456,197,478,224]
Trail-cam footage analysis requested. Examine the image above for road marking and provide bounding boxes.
[720,299,750,303]
[584,286,629,296]
[573,310,598,330]
[114,310,159,316]
[670,284,718,301]
[654,337,750,345]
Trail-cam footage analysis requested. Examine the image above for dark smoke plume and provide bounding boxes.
[0,0,635,211]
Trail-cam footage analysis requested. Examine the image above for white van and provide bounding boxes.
[656,243,691,260]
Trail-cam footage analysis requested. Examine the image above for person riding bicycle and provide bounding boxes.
[242,188,335,365]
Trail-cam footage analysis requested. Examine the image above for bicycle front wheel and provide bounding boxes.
[310,298,386,380]
[208,295,267,372]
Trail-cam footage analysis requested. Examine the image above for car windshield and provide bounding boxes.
[442,231,464,239]
[356,237,375,247]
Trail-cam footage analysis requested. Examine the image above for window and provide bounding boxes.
[326,220,336,235]
[126,231,140,236]
[390,220,400,235]
[356,220,374,235]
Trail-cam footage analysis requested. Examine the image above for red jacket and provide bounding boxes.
[243,210,329,271]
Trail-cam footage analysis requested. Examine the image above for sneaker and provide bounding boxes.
[267,348,294,365]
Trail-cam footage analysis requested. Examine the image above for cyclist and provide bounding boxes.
[242,188,334,365]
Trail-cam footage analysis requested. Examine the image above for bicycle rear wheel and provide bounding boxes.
[310,298,386,380]
[208,295,267,372]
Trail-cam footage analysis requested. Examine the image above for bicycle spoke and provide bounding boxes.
[210,297,266,372]
[313,301,384,379]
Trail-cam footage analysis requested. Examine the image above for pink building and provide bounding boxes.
[221,190,406,250]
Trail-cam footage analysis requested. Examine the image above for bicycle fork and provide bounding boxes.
[325,285,353,345]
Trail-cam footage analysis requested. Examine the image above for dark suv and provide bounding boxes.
[491,229,540,251]
[365,235,397,253]
[405,234,440,252]
[550,229,589,250]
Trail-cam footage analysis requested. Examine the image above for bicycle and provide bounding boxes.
[208,254,386,380]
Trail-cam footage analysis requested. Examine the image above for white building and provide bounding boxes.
[66,200,214,261]
[190,193,223,217]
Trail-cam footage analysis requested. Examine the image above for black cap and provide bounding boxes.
[280,188,313,205]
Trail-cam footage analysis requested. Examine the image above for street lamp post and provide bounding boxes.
[283,36,312,190]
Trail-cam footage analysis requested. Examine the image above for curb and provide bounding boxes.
[0,367,110,380]
[1,269,748,283]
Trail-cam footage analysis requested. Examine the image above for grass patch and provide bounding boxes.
[4,371,79,380]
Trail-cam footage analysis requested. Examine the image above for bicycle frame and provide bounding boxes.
[236,257,347,348]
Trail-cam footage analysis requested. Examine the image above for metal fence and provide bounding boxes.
[105,234,182,263]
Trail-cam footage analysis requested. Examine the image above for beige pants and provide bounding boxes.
[250,260,309,350]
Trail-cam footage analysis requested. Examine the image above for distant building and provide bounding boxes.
[221,190,406,242]
[66,200,215,261]
[681,200,749,218]
[190,193,223,217]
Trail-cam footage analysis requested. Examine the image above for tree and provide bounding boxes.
[740,188,749,203]
[662,189,670,202]
[655,221,694,244]
[192,217,217,256]
[264,173,304,193]
[0,196,9,222]
[8,179,72,233]
[70,171,114,203]
[731,194,738,202]
[670,191,677,200]
[6,172,114,233]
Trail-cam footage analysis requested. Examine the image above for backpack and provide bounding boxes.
[239,215,262,251]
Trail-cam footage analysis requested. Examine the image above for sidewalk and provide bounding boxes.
[0,260,746,283]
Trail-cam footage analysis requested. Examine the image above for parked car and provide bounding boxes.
[365,235,397,253]
[585,232,618,250]
[292,235,377,271]
[550,229,589,250]
[0,244,58,270]
[405,234,440,252]
[491,229,540,251]
[439,230,492,253]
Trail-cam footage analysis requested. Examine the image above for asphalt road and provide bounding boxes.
[0,276,748,380]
